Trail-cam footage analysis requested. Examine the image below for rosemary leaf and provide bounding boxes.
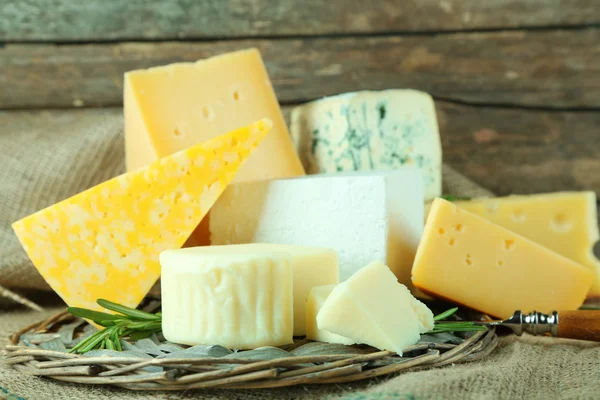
[433,307,459,321]
[441,195,473,202]
[97,299,160,321]
[79,329,112,354]
[129,330,155,341]
[113,330,122,352]
[105,336,116,351]
[66,307,121,325]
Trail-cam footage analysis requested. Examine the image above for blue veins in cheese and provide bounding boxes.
[290,89,442,200]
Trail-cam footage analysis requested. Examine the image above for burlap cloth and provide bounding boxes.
[1,110,599,399]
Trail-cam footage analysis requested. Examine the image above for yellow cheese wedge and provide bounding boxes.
[413,198,594,318]
[12,119,271,314]
[124,48,305,182]
[447,192,600,298]
[306,285,355,345]
[160,246,293,349]
[317,261,434,355]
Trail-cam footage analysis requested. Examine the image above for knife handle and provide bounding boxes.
[557,310,600,342]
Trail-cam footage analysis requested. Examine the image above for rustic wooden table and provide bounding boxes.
[1,0,599,197]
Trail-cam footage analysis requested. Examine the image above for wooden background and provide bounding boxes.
[2,0,600,197]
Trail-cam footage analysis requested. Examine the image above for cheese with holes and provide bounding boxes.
[124,48,304,182]
[12,119,271,315]
[448,192,600,298]
[209,169,424,284]
[290,89,441,200]
[413,198,594,318]
[306,285,354,345]
[317,261,434,355]
[160,246,293,348]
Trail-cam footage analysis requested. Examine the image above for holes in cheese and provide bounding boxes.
[551,212,573,232]
[12,119,271,315]
[202,105,215,121]
[511,208,526,222]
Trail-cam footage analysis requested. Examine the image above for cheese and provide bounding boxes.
[448,192,600,298]
[317,261,434,355]
[125,48,304,182]
[209,169,424,285]
[290,89,441,200]
[412,198,594,318]
[160,246,293,348]
[306,285,355,345]
[172,243,338,336]
[12,119,271,314]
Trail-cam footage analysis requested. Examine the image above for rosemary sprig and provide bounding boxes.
[427,307,488,334]
[441,195,473,202]
[67,299,161,354]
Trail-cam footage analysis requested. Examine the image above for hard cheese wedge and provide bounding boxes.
[209,169,424,285]
[125,48,304,182]
[317,261,434,355]
[160,246,293,349]
[413,198,594,318]
[450,192,600,298]
[12,119,271,314]
[306,285,355,345]
[291,89,442,200]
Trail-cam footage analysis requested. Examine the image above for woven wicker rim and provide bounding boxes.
[3,310,499,390]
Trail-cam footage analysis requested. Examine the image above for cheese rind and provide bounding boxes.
[209,169,424,284]
[291,89,441,200]
[317,261,434,355]
[306,285,355,345]
[12,119,271,314]
[125,48,304,182]
[448,192,600,298]
[160,246,293,348]
[413,198,594,318]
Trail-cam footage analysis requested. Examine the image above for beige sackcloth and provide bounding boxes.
[1,110,599,399]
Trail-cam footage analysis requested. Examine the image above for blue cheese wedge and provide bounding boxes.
[291,89,442,200]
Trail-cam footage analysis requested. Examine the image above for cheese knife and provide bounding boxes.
[475,310,600,342]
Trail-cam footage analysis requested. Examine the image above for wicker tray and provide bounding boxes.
[3,307,498,390]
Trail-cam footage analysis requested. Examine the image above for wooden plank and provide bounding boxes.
[2,103,599,198]
[436,102,600,196]
[2,29,600,109]
[1,0,599,42]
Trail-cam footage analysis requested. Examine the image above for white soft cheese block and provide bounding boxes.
[209,169,424,285]
[291,89,442,200]
[160,246,294,349]
[317,260,434,355]
[306,285,355,345]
